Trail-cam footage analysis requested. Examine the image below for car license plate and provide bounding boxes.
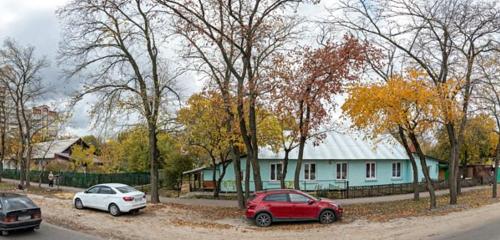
[135,198,141,202]
[18,215,31,221]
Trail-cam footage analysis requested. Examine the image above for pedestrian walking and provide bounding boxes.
[48,171,54,187]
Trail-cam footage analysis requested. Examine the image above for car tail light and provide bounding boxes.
[3,216,16,223]
[123,196,134,202]
[32,212,41,219]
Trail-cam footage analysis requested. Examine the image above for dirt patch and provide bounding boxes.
[10,183,500,240]
[344,188,500,222]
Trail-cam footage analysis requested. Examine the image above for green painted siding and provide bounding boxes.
[207,156,440,192]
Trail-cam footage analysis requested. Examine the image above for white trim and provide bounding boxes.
[336,162,348,180]
[391,161,402,179]
[365,161,376,180]
[304,162,317,181]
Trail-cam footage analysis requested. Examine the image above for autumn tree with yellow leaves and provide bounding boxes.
[343,70,446,209]
[178,92,281,198]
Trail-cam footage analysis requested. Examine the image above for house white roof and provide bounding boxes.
[31,138,81,159]
[258,131,409,160]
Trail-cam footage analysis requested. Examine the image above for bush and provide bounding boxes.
[162,153,194,190]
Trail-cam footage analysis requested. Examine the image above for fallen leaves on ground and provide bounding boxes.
[344,187,499,222]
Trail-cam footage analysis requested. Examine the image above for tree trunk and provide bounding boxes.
[459,150,469,195]
[294,136,306,190]
[248,98,262,191]
[281,150,290,189]
[236,77,262,192]
[294,101,310,190]
[232,146,245,209]
[446,123,459,205]
[493,134,500,198]
[148,124,160,203]
[38,165,44,188]
[221,88,244,208]
[25,145,32,187]
[398,126,419,201]
[0,125,4,183]
[245,156,251,199]
[212,157,218,199]
[18,145,25,187]
[409,133,436,209]
[215,162,229,200]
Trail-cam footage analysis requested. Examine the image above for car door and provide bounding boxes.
[262,193,292,219]
[289,193,318,219]
[83,186,100,208]
[96,186,117,211]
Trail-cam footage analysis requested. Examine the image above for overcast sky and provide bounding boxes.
[0,0,334,138]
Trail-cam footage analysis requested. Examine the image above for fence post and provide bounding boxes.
[346,181,349,199]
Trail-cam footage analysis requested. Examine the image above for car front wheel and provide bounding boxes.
[74,198,84,209]
[255,212,272,227]
[108,203,121,217]
[319,210,336,224]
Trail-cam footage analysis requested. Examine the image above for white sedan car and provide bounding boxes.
[73,183,147,216]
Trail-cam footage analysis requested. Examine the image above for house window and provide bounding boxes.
[336,163,348,180]
[392,162,401,178]
[270,163,283,181]
[366,162,376,179]
[304,163,316,180]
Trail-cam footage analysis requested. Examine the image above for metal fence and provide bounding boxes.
[1,169,150,189]
[315,178,485,199]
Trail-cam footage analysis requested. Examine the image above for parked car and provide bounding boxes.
[245,189,343,227]
[0,193,42,235]
[73,183,146,216]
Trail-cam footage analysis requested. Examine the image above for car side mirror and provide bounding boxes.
[84,190,89,194]
[308,199,315,205]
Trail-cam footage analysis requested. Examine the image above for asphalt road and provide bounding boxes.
[2,222,102,240]
[433,214,500,240]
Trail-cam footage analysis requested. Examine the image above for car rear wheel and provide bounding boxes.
[0,230,8,236]
[74,198,84,209]
[108,203,121,217]
[319,210,336,224]
[255,212,272,227]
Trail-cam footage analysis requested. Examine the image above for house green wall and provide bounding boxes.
[202,155,440,192]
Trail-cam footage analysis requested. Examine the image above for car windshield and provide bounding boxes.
[115,186,138,193]
[4,197,37,211]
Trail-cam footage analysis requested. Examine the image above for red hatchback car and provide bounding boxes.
[245,189,343,227]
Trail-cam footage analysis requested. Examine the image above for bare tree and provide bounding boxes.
[330,0,500,205]
[58,0,181,203]
[157,0,306,207]
[476,54,500,198]
[0,39,48,188]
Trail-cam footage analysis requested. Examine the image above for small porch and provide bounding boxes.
[182,167,213,192]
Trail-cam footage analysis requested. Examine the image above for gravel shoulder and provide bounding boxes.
[25,188,500,240]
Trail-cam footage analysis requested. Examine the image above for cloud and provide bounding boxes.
[0,0,334,138]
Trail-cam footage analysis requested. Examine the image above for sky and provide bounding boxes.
[0,0,335,138]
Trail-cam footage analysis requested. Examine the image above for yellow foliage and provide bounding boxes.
[70,145,96,171]
[342,70,445,136]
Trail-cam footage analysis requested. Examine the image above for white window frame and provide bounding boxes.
[336,162,348,180]
[392,161,402,179]
[365,162,376,180]
[269,162,283,181]
[304,162,316,181]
